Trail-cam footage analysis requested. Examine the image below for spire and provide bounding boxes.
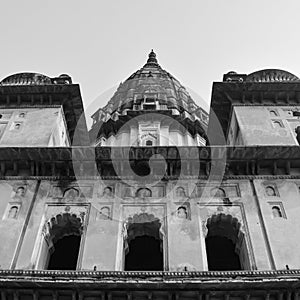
[143,49,159,67]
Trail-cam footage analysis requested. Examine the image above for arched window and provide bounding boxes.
[210,187,226,198]
[146,140,153,146]
[124,213,163,271]
[8,206,19,219]
[205,214,250,271]
[272,206,282,218]
[265,186,276,197]
[97,206,111,220]
[175,186,186,198]
[102,186,113,197]
[15,186,25,197]
[269,110,278,117]
[63,187,79,200]
[136,187,152,198]
[272,120,283,128]
[176,206,188,219]
[37,213,83,270]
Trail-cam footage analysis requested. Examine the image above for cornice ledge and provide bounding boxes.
[1,269,300,280]
[1,175,300,181]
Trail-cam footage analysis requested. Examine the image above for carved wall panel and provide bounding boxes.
[49,184,94,201]
[122,184,165,199]
[192,183,240,199]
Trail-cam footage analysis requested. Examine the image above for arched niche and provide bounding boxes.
[272,206,283,218]
[123,213,164,271]
[265,185,276,197]
[63,187,79,200]
[175,186,186,198]
[136,187,152,198]
[38,212,83,270]
[8,205,19,219]
[210,187,226,198]
[204,213,251,271]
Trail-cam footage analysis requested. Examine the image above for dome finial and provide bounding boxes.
[144,49,159,67]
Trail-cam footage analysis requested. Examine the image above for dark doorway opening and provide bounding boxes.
[205,214,248,271]
[47,235,81,270]
[125,235,163,271]
[206,236,241,271]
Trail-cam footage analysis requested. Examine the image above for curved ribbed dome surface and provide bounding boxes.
[246,69,299,82]
[92,50,208,128]
[0,72,52,85]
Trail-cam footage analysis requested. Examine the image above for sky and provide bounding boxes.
[1,0,300,127]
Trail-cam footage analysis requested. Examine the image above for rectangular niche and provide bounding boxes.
[3,202,21,220]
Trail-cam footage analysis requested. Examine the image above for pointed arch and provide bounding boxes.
[124,213,164,271]
[210,187,226,198]
[38,211,84,270]
[136,188,152,198]
[205,213,251,271]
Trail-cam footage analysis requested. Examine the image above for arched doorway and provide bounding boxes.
[124,213,164,271]
[205,214,250,271]
[47,235,81,270]
[38,212,83,270]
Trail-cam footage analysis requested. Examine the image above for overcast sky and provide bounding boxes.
[1,0,300,126]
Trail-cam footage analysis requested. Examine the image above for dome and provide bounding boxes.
[90,50,208,146]
[0,72,52,85]
[0,72,73,85]
[92,50,208,128]
[246,69,299,82]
